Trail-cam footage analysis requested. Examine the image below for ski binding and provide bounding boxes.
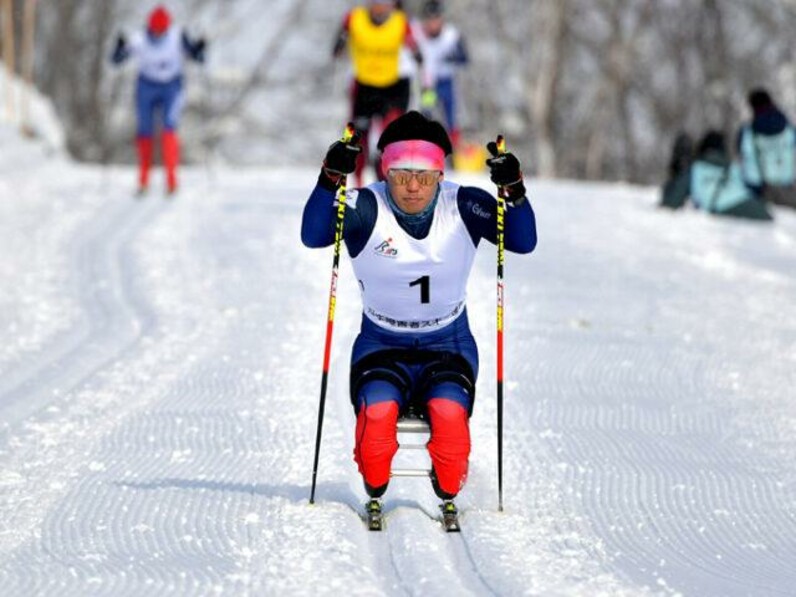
[440,500,461,532]
[365,498,384,531]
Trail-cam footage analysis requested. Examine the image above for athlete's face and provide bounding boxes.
[387,169,443,214]
[369,2,394,22]
[422,16,444,37]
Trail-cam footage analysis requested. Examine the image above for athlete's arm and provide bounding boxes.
[182,31,206,63]
[111,31,146,64]
[457,186,537,254]
[332,12,352,58]
[110,34,130,65]
[446,33,468,65]
[301,185,377,258]
[404,20,425,71]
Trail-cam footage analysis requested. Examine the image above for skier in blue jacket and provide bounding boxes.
[111,5,206,196]
[302,111,536,515]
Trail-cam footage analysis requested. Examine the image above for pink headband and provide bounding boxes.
[381,140,446,172]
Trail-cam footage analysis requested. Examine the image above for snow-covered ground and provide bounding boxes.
[1,127,795,596]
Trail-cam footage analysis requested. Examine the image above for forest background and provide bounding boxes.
[4,0,796,184]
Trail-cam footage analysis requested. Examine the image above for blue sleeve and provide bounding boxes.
[301,184,378,258]
[446,37,469,65]
[457,186,537,254]
[182,32,206,63]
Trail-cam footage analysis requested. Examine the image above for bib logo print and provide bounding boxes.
[374,237,398,258]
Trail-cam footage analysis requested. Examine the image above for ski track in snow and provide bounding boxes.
[0,158,795,596]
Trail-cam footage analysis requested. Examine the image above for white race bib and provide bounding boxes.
[351,181,476,333]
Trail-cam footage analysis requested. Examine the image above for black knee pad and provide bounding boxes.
[350,351,411,412]
[418,354,476,415]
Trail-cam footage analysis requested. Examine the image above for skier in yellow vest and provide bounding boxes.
[332,0,424,186]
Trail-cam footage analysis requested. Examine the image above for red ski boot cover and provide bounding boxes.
[353,401,400,491]
[426,398,471,497]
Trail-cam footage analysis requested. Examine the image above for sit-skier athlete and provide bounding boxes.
[301,111,537,527]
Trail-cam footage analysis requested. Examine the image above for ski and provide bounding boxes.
[440,500,461,533]
[365,499,384,531]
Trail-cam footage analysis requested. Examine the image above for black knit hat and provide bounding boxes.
[421,0,444,18]
[377,110,453,156]
[748,88,773,111]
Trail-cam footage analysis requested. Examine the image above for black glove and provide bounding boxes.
[486,141,527,205]
[111,34,128,63]
[319,131,363,189]
[114,34,127,53]
[194,37,207,61]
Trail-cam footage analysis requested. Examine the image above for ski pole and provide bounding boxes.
[309,122,356,505]
[200,63,215,192]
[494,135,507,513]
[195,22,215,192]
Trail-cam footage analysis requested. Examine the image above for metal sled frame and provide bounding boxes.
[391,417,432,478]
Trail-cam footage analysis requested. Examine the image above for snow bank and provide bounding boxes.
[0,66,65,157]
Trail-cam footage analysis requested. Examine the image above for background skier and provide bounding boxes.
[301,111,537,519]
[111,5,206,196]
[331,0,424,186]
[414,0,469,149]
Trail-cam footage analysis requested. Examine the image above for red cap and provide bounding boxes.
[148,6,171,35]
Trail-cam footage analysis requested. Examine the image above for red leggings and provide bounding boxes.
[353,397,470,497]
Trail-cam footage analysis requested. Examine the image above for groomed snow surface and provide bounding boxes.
[1,130,795,596]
